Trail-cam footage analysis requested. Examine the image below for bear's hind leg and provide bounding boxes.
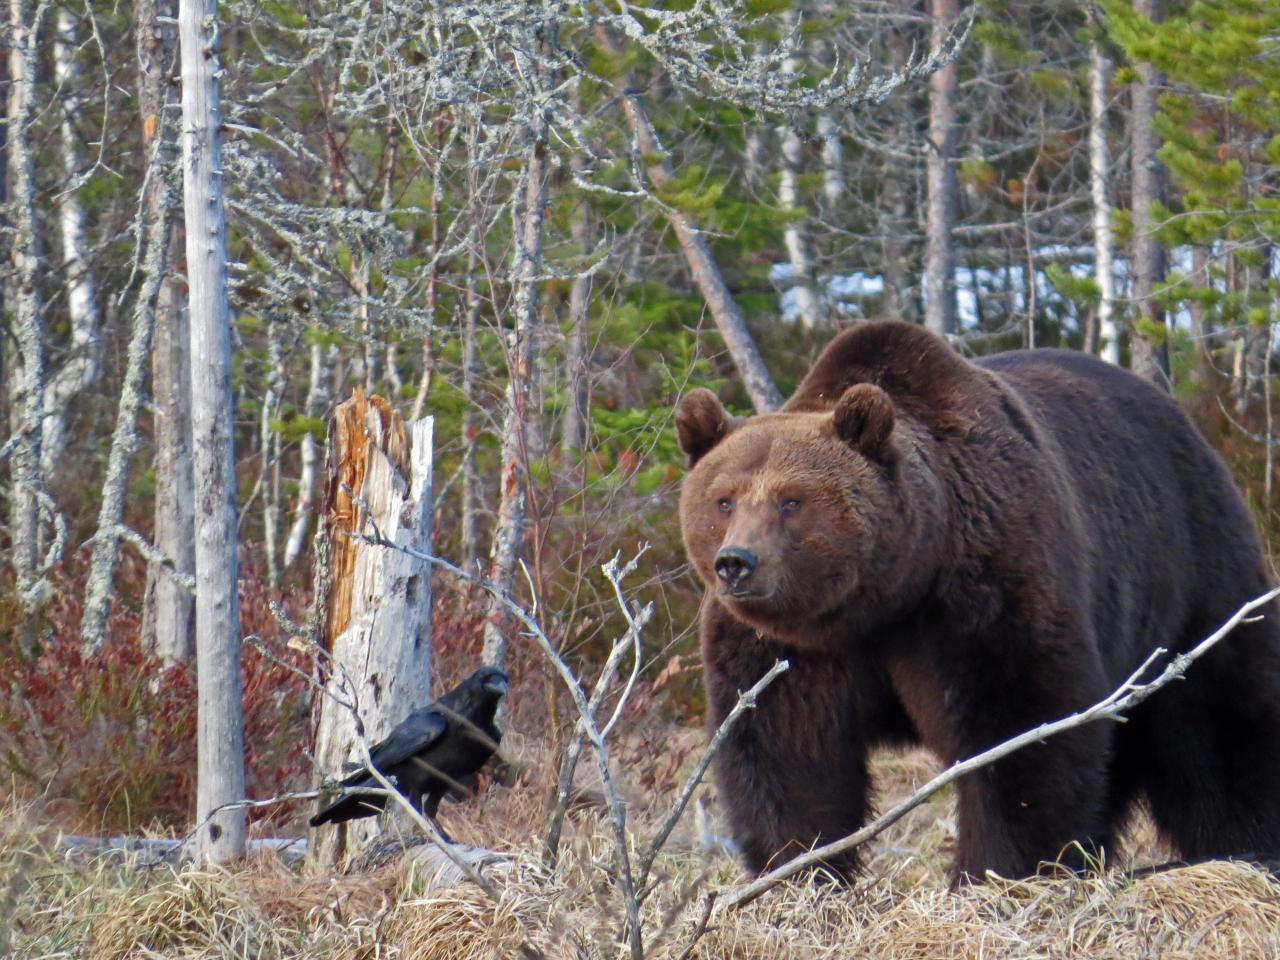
[1132,619,1280,863]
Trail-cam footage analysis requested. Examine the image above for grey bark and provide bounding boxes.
[777,17,825,332]
[44,9,100,476]
[482,135,548,671]
[137,0,193,662]
[562,105,593,456]
[181,0,246,864]
[1088,31,1120,365]
[141,261,195,661]
[460,245,481,569]
[816,111,845,210]
[1128,0,1170,387]
[8,0,50,653]
[925,0,960,336]
[283,341,325,570]
[260,324,283,587]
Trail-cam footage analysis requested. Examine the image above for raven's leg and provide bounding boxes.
[423,790,454,843]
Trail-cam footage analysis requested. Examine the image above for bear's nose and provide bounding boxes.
[714,547,758,590]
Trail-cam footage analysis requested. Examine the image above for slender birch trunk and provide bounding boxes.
[283,340,325,569]
[880,31,918,323]
[43,9,100,476]
[137,0,193,662]
[925,0,960,337]
[776,12,824,331]
[599,27,781,411]
[816,112,844,210]
[1088,30,1119,366]
[261,325,282,587]
[9,0,50,654]
[562,135,593,456]
[1128,0,1170,387]
[460,244,481,569]
[181,0,245,864]
[482,135,548,670]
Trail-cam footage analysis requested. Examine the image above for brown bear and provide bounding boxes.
[677,320,1280,882]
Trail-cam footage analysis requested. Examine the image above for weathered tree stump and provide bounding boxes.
[308,390,434,869]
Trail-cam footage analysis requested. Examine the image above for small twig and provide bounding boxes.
[673,891,718,960]
[716,586,1280,912]
[636,658,789,896]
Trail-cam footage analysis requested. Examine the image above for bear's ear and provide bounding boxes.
[833,384,895,458]
[676,389,736,466]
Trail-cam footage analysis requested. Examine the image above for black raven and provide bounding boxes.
[309,666,508,829]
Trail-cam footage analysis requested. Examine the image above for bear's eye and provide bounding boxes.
[780,498,802,514]
[717,498,733,516]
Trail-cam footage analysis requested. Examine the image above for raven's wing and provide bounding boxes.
[339,708,448,785]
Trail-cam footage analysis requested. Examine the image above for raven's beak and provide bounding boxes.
[483,673,510,696]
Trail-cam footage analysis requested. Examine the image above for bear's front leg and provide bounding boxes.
[951,722,1114,881]
[941,638,1117,882]
[701,600,870,878]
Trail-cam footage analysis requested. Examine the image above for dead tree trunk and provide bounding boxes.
[308,391,434,868]
[181,0,245,864]
[925,0,960,337]
[138,0,193,662]
[777,11,825,331]
[1087,27,1119,365]
[482,135,548,671]
[44,9,100,476]
[8,0,50,654]
[283,340,326,570]
[82,0,183,655]
[1128,0,1170,388]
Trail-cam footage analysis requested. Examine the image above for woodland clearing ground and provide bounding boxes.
[5,738,1280,960]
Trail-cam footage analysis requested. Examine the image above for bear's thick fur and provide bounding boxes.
[676,320,1280,882]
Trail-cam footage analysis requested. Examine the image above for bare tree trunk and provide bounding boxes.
[816,112,844,210]
[309,393,433,867]
[1128,0,1170,387]
[261,324,282,587]
[8,0,50,654]
[1088,31,1119,365]
[562,101,593,456]
[925,0,959,337]
[460,244,481,569]
[137,0,193,662]
[1188,244,1214,386]
[283,340,325,569]
[181,0,245,864]
[777,13,825,331]
[482,135,548,670]
[43,9,100,476]
[141,260,195,660]
[600,26,781,410]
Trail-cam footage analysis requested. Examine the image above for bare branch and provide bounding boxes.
[716,586,1280,912]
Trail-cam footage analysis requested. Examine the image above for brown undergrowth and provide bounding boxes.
[6,739,1280,960]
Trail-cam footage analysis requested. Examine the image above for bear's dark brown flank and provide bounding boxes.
[679,320,1280,884]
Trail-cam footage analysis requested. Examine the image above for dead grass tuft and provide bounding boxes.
[7,747,1280,960]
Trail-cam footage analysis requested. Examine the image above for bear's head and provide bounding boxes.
[676,383,922,648]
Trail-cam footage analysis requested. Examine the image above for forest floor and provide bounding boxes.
[6,736,1280,960]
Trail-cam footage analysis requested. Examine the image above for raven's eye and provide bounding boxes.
[780,498,802,514]
[717,498,733,516]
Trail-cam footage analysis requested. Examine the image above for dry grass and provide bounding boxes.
[5,743,1280,960]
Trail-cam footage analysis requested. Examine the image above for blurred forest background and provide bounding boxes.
[4,0,1280,850]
